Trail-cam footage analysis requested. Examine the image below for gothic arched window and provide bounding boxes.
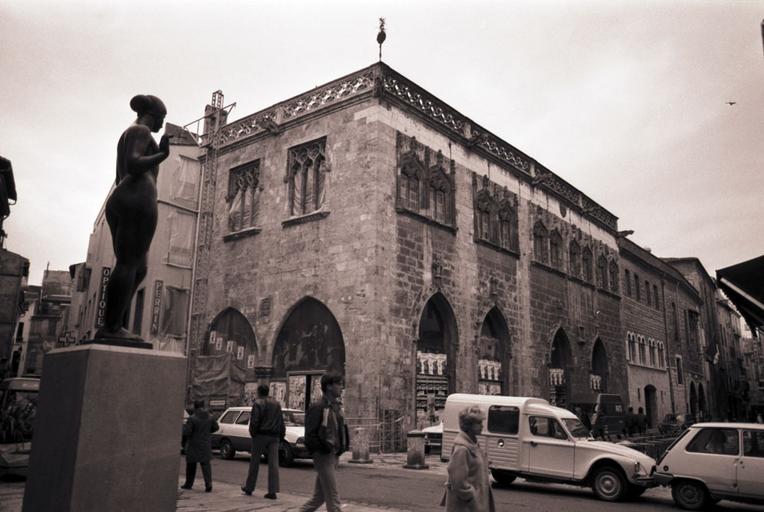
[227,160,261,232]
[596,255,608,289]
[287,138,327,217]
[609,260,619,293]
[582,247,593,282]
[533,222,548,264]
[550,230,562,268]
[569,240,581,277]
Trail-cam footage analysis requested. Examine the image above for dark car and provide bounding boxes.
[658,413,693,436]
[422,422,442,455]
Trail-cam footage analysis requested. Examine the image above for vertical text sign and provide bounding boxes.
[95,267,111,328]
[151,280,163,335]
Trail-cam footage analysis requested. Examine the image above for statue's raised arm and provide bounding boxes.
[95,95,170,343]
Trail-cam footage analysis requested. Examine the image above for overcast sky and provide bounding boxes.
[2,0,762,286]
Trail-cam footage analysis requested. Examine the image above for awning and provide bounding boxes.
[717,255,764,332]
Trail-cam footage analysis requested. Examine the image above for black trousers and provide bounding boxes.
[184,461,212,489]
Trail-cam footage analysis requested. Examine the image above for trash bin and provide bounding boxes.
[349,427,372,464]
[403,430,429,470]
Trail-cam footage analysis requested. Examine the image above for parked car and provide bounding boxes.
[654,422,764,510]
[658,413,693,436]
[441,394,656,502]
[422,422,442,455]
[210,406,309,466]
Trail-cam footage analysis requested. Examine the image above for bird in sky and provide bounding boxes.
[726,101,737,106]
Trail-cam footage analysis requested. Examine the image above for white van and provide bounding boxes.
[441,394,656,502]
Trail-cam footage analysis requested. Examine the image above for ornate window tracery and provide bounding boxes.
[227,160,262,232]
[569,240,581,277]
[550,230,562,268]
[497,193,516,250]
[395,133,456,229]
[286,138,328,217]
[472,174,518,253]
[609,260,620,293]
[533,221,548,264]
[582,247,593,282]
[596,255,608,289]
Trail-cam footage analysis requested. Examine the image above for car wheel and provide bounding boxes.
[592,466,627,502]
[672,480,709,511]
[278,441,295,467]
[219,439,235,460]
[490,469,516,487]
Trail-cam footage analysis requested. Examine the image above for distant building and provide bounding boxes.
[22,269,72,375]
[617,237,703,426]
[716,293,746,419]
[11,285,39,377]
[69,124,202,354]
[665,257,725,420]
[187,63,625,434]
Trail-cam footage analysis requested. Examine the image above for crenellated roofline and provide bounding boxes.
[205,62,618,232]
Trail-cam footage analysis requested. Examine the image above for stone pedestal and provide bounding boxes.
[22,344,186,512]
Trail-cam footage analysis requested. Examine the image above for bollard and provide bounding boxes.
[403,430,429,470]
[349,427,372,464]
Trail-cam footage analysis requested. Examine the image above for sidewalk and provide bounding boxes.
[0,452,443,512]
[0,477,411,512]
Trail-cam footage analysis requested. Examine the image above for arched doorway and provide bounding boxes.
[416,293,458,422]
[697,383,707,421]
[549,329,572,408]
[200,308,258,405]
[591,338,609,393]
[689,382,698,421]
[644,385,658,428]
[478,307,510,395]
[272,297,345,411]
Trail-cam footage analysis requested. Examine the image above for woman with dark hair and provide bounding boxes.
[441,406,495,512]
[95,95,171,340]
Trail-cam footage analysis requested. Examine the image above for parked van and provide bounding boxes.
[441,394,656,502]
[590,393,626,439]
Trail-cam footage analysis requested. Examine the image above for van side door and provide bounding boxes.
[486,405,520,471]
[525,416,574,479]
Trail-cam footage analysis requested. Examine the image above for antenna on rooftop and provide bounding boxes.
[377,18,386,61]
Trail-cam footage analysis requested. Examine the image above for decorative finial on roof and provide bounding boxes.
[377,18,386,61]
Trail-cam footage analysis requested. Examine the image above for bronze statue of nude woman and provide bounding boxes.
[94,95,171,342]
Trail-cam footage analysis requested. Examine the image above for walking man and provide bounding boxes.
[181,400,219,492]
[242,384,286,499]
[299,372,350,512]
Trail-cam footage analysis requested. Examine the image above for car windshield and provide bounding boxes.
[562,418,590,439]
[283,411,305,426]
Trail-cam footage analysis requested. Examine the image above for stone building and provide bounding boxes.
[617,237,703,426]
[69,124,201,352]
[717,293,746,419]
[665,257,723,420]
[188,63,625,430]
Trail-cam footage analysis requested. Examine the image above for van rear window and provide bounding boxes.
[487,405,519,435]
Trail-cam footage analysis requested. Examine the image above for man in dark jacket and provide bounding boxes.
[181,400,219,492]
[242,384,286,499]
[298,372,349,512]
